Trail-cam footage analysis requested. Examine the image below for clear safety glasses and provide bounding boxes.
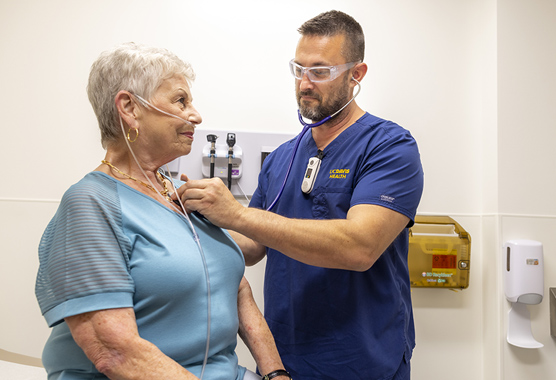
[289,60,358,82]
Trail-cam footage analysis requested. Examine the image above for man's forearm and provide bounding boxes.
[230,204,408,271]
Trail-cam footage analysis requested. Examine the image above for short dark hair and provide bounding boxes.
[298,10,365,63]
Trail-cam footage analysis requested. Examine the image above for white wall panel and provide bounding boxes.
[0,200,56,358]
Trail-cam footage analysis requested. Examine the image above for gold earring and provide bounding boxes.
[127,127,139,143]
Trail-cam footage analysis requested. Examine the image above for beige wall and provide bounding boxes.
[1,1,555,379]
[498,1,556,378]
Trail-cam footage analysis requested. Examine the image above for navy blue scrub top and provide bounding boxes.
[250,112,424,380]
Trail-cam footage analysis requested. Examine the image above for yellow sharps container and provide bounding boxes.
[408,215,471,289]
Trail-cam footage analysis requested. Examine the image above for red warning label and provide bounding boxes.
[432,254,457,269]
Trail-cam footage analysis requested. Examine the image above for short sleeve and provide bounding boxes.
[351,127,424,225]
[36,174,135,326]
[250,169,267,210]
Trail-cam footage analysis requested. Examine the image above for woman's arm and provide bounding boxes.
[66,307,198,380]
[237,277,290,379]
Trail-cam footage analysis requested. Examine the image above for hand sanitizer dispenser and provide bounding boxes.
[503,240,544,348]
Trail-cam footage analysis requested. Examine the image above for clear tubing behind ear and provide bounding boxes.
[118,114,211,379]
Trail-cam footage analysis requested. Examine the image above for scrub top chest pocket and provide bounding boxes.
[310,187,353,219]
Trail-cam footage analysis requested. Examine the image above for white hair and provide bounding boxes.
[87,42,195,148]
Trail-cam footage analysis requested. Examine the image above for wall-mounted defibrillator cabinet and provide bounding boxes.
[408,215,471,289]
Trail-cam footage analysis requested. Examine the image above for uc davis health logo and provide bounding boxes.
[329,168,350,179]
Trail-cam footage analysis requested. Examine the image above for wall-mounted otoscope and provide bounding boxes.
[226,133,236,190]
[200,133,243,187]
[206,134,218,178]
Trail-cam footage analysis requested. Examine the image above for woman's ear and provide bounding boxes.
[115,90,139,128]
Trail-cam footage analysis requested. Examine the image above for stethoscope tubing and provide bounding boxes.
[266,122,312,211]
[265,79,361,211]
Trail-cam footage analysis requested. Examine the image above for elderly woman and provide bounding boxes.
[35,43,290,380]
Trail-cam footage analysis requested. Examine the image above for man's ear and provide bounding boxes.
[352,62,368,84]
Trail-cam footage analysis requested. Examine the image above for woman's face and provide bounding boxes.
[138,74,202,161]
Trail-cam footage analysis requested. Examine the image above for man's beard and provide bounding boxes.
[297,78,351,122]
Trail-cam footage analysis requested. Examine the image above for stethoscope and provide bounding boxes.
[266,78,361,211]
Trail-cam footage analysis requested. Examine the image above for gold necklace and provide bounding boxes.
[101,160,172,202]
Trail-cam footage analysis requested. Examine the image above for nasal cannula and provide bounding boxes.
[121,94,212,380]
[266,78,361,211]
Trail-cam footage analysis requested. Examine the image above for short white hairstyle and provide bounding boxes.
[87,42,195,148]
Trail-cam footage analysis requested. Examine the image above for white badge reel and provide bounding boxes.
[301,156,322,194]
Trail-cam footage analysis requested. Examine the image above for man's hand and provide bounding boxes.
[177,175,245,230]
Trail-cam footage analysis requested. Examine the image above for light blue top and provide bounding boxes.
[36,172,247,380]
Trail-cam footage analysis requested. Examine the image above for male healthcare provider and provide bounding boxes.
[180,10,424,380]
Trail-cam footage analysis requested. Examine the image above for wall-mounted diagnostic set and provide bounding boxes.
[167,130,296,198]
[201,133,242,189]
[408,215,471,289]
